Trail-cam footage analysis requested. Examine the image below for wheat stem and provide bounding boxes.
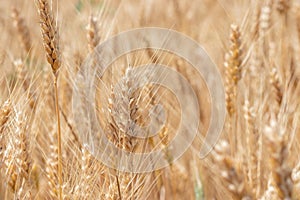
[54,75,63,200]
[36,0,63,199]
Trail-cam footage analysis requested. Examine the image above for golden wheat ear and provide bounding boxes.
[11,8,32,56]
[36,0,61,75]
[224,24,242,117]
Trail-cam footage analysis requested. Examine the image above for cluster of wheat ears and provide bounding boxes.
[1,0,300,199]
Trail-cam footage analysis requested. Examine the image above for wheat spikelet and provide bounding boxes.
[224,24,242,116]
[14,59,37,109]
[292,162,300,199]
[86,15,100,53]
[14,59,29,91]
[0,99,11,134]
[13,110,32,199]
[269,67,283,107]
[212,140,251,199]
[260,4,272,34]
[3,109,32,199]
[74,51,84,73]
[158,126,173,164]
[5,148,18,193]
[0,100,11,172]
[276,0,290,14]
[260,178,280,200]
[11,8,32,54]
[264,120,293,199]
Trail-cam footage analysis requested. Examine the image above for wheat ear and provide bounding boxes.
[14,110,32,199]
[36,0,63,199]
[224,24,242,116]
[86,15,100,53]
[11,8,32,55]
[212,140,251,199]
[0,100,11,134]
[269,67,283,108]
[264,121,293,199]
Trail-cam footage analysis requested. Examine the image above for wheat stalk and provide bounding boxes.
[36,0,63,199]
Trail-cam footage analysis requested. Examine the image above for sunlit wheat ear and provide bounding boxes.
[13,110,32,199]
[11,8,32,55]
[259,3,272,35]
[86,15,100,53]
[224,24,242,116]
[3,109,32,199]
[264,120,293,199]
[211,140,251,199]
[0,99,11,173]
[37,0,61,75]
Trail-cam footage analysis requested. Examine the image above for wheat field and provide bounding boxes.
[0,0,300,199]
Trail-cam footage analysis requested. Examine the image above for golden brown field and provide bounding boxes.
[1,0,300,199]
